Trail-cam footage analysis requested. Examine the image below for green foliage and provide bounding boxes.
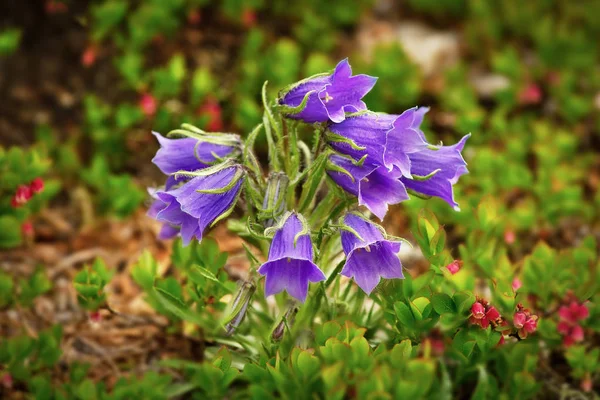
[74,258,114,310]
[0,28,21,56]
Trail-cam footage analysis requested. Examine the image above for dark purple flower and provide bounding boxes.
[257,213,325,302]
[327,108,428,176]
[327,155,408,220]
[152,131,240,175]
[340,213,403,294]
[401,134,470,210]
[149,165,244,245]
[278,59,377,123]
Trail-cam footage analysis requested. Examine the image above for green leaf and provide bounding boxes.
[394,302,416,328]
[432,293,457,315]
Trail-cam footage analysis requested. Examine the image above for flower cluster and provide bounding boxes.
[557,299,589,346]
[277,59,469,219]
[469,299,502,329]
[11,178,44,208]
[147,59,470,309]
[513,303,538,339]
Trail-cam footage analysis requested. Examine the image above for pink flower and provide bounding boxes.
[1,373,12,389]
[89,311,102,323]
[581,374,592,393]
[30,177,44,194]
[446,259,461,275]
[570,325,584,342]
[197,97,223,131]
[81,46,97,67]
[513,311,527,329]
[241,8,257,28]
[22,221,34,237]
[504,230,516,244]
[518,83,542,105]
[11,185,32,207]
[139,93,157,117]
[470,301,502,330]
[471,302,485,319]
[557,299,588,346]
[559,301,589,324]
[512,278,522,292]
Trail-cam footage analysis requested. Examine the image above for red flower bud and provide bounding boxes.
[513,311,527,329]
[81,46,97,67]
[471,302,485,319]
[523,316,538,333]
[570,325,584,342]
[486,306,500,321]
[241,8,257,28]
[30,177,44,193]
[518,83,542,105]
[139,93,157,117]
[446,260,461,275]
[557,321,571,335]
[22,221,34,237]
[512,278,522,292]
[504,230,515,244]
[12,185,33,207]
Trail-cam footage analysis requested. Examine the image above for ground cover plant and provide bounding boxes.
[1,1,599,399]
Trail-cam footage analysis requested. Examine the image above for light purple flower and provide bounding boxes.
[401,134,470,210]
[278,59,377,124]
[152,131,240,175]
[340,213,403,294]
[149,165,244,245]
[257,213,325,302]
[327,108,428,176]
[327,155,408,220]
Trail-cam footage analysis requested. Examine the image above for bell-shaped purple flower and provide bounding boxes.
[327,155,408,220]
[278,59,377,124]
[149,164,244,245]
[327,108,428,176]
[257,213,325,302]
[401,134,470,210]
[340,213,404,295]
[152,131,241,175]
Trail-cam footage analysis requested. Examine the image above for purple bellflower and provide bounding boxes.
[340,213,404,295]
[258,212,325,302]
[327,155,408,220]
[148,163,244,245]
[327,108,429,177]
[402,134,470,211]
[152,131,241,175]
[278,59,377,124]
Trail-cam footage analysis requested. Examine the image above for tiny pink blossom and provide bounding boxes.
[81,46,97,67]
[139,93,157,117]
[446,259,461,275]
[471,302,485,319]
[513,311,527,329]
[22,221,34,237]
[570,325,584,342]
[30,177,44,194]
[512,278,522,292]
[504,230,516,244]
[518,83,542,105]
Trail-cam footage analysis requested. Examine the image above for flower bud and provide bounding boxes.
[224,281,255,336]
[30,177,44,194]
[139,93,157,117]
[486,306,500,321]
[11,185,33,207]
[513,311,527,329]
[512,278,522,292]
[22,221,34,237]
[446,260,461,275]
[272,304,298,342]
[471,302,485,319]
[261,173,289,227]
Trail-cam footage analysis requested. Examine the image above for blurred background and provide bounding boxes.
[0,0,599,397]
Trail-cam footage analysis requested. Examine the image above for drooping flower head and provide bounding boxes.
[258,212,325,302]
[152,130,241,175]
[339,213,404,295]
[327,155,408,220]
[148,162,245,245]
[401,134,470,211]
[327,108,429,176]
[278,59,377,124]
